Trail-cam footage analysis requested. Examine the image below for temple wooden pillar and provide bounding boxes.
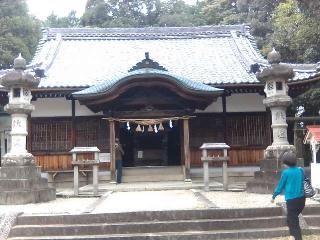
[71,99,76,148]
[222,94,227,143]
[109,120,116,181]
[183,118,191,181]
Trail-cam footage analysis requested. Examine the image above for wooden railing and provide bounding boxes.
[34,152,110,171]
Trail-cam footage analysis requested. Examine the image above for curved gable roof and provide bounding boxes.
[73,68,222,98]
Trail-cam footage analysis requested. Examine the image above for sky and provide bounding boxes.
[27,0,199,20]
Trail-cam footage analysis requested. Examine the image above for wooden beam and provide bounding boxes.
[109,120,116,181]
[287,116,320,122]
[71,99,76,148]
[183,118,191,181]
[103,109,194,119]
[222,94,227,143]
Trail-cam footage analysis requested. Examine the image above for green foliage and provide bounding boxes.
[43,11,80,28]
[0,0,41,69]
[199,0,320,63]
[81,0,204,27]
[266,0,320,63]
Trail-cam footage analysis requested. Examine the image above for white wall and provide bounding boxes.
[30,93,266,117]
[31,98,102,117]
[226,93,266,112]
[198,93,266,113]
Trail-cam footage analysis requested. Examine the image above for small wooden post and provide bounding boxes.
[183,118,191,181]
[109,120,116,182]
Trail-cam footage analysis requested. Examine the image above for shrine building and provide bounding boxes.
[0,25,319,182]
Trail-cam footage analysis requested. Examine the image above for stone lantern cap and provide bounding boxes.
[267,48,281,64]
[257,48,294,83]
[0,54,40,88]
[200,143,230,150]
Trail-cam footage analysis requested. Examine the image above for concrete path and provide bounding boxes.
[0,187,319,215]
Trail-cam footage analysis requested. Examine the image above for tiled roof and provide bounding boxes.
[73,68,222,96]
[1,25,319,88]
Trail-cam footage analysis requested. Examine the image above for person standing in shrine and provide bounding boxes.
[115,138,124,184]
[271,151,305,240]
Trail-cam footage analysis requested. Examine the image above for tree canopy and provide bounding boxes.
[81,0,204,27]
[0,0,41,69]
[43,11,80,28]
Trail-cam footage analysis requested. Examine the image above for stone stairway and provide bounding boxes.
[8,207,291,240]
[122,166,184,182]
[303,205,320,234]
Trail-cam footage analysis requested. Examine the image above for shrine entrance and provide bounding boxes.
[73,53,222,181]
[119,121,181,167]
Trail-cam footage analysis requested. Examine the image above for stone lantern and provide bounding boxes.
[0,54,55,204]
[246,49,296,194]
[258,48,295,159]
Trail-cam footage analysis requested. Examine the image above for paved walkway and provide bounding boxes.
[0,181,319,215]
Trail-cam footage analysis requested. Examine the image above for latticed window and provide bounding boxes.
[31,119,72,152]
[75,117,109,151]
[226,113,271,147]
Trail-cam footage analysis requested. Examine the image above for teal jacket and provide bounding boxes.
[272,167,305,201]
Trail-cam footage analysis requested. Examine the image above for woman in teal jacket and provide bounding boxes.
[271,151,305,240]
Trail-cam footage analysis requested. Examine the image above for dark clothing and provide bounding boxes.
[286,196,305,240]
[115,143,124,183]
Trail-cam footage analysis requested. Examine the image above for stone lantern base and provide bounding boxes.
[246,145,303,194]
[0,156,56,204]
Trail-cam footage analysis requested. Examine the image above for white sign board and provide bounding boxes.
[137,151,143,159]
[99,153,110,163]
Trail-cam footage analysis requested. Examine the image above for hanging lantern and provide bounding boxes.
[148,125,153,132]
[154,124,158,133]
[126,122,130,130]
[159,122,164,131]
[169,120,173,128]
[135,124,142,132]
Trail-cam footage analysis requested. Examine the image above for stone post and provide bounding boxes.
[246,49,296,194]
[0,54,56,204]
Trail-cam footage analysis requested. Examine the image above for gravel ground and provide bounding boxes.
[0,198,99,215]
[202,191,319,208]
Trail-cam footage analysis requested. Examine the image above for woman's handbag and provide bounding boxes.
[303,177,316,198]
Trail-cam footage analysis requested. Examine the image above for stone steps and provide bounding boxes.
[303,205,320,229]
[8,227,289,240]
[122,166,184,182]
[16,208,283,225]
[9,216,286,237]
[8,208,290,239]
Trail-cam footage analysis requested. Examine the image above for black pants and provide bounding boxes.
[286,197,305,240]
[116,159,122,183]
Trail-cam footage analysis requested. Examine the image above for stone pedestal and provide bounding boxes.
[0,54,55,204]
[0,166,56,204]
